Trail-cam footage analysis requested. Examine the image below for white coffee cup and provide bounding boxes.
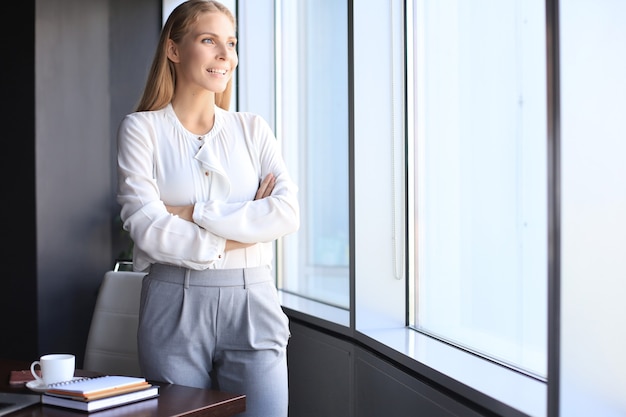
[30,353,75,386]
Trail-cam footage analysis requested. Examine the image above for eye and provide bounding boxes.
[227,41,237,48]
[201,38,215,45]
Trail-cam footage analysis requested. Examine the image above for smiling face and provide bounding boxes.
[167,11,238,96]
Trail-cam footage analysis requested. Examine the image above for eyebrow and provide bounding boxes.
[196,31,237,40]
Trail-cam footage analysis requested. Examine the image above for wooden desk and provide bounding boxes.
[1,359,245,417]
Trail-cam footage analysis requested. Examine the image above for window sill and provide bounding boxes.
[279,290,350,328]
[279,291,546,417]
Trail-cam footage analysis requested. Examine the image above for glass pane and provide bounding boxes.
[279,0,350,308]
[559,1,626,414]
[411,0,547,377]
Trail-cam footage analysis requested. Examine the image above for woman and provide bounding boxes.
[115,1,299,416]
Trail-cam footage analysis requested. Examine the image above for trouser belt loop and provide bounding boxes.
[184,269,190,289]
[243,269,248,289]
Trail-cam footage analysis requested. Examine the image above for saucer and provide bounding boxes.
[25,380,48,393]
[26,377,84,393]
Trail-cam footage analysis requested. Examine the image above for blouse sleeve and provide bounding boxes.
[116,113,226,270]
[192,114,300,243]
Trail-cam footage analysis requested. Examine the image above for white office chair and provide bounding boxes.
[83,269,146,377]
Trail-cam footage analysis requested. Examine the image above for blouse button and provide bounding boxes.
[197,136,202,141]
[205,171,209,176]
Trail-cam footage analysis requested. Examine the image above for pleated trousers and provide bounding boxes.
[137,263,290,417]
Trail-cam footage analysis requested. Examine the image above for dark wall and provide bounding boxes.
[1,0,38,362]
[0,0,159,366]
[35,0,112,364]
[287,320,500,417]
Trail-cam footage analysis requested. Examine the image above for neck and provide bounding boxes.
[171,92,216,135]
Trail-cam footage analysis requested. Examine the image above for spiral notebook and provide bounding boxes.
[45,375,151,399]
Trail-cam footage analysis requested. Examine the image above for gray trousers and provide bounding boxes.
[137,264,290,417]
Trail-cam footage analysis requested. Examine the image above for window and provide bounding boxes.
[235,0,549,414]
[278,0,350,310]
[408,0,548,378]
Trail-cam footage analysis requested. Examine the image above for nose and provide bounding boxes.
[215,43,228,60]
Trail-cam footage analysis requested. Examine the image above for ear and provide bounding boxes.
[166,39,180,63]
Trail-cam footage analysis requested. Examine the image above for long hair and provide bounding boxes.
[135,0,236,112]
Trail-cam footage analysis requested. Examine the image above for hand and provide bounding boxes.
[255,173,276,200]
[225,240,255,251]
[165,204,194,222]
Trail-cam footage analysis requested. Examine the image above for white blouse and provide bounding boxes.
[116,103,300,272]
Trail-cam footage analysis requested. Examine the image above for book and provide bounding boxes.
[45,375,150,400]
[45,381,153,401]
[8,370,39,386]
[41,385,159,412]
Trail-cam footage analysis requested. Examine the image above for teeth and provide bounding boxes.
[208,69,227,75]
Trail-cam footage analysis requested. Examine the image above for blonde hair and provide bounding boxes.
[135,0,236,112]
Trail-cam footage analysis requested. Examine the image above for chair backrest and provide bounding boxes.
[83,270,146,376]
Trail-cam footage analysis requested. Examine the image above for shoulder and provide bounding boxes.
[118,107,173,145]
[120,107,170,130]
[117,107,173,151]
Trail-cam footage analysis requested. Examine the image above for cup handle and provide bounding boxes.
[30,361,43,383]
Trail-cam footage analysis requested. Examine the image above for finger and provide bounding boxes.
[265,176,276,195]
[255,174,275,200]
[262,173,274,186]
[255,181,268,200]
[262,175,276,198]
